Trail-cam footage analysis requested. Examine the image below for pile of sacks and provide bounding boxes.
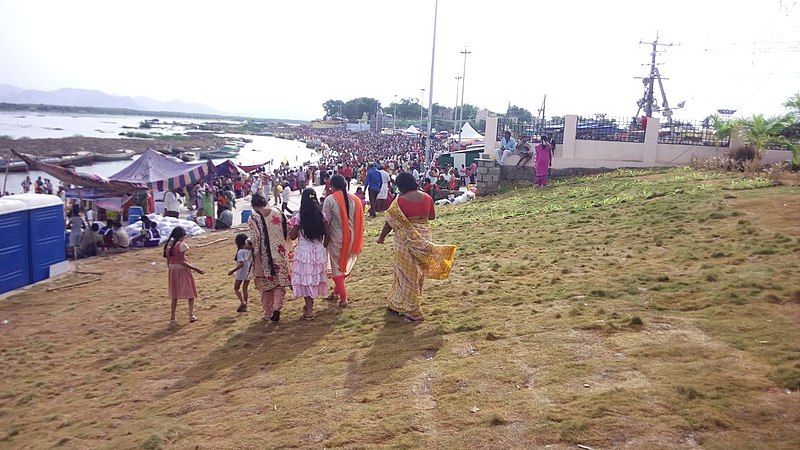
[434,190,476,206]
[124,214,205,244]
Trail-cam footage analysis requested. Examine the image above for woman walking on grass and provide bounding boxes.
[377,172,456,322]
[164,226,204,324]
[322,175,364,307]
[248,193,291,322]
[288,188,328,320]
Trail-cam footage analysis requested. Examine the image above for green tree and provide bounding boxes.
[732,114,796,165]
[322,99,345,118]
[342,97,379,122]
[710,114,736,146]
[783,92,800,117]
[505,105,533,123]
[383,98,426,120]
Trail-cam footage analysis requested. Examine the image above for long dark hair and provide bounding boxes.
[330,174,350,218]
[299,188,325,242]
[234,233,248,261]
[163,226,186,258]
[251,193,286,276]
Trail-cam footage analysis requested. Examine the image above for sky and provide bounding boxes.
[0,0,798,121]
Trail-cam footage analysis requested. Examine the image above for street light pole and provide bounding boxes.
[423,0,438,172]
[393,94,398,133]
[419,88,425,132]
[453,75,461,135]
[457,46,471,144]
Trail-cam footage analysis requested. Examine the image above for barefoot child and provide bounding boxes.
[164,226,204,324]
[288,188,328,320]
[228,233,252,313]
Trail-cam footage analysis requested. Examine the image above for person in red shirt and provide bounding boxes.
[233,179,244,198]
[340,164,353,190]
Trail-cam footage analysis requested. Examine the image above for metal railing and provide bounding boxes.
[497,117,564,144]
[657,120,730,147]
[575,116,645,143]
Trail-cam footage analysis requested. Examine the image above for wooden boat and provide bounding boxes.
[0,160,29,173]
[93,149,135,162]
[38,152,95,167]
[200,151,238,159]
[179,152,197,162]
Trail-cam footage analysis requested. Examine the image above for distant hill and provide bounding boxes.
[0,84,219,115]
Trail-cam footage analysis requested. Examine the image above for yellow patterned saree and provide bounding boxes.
[385,200,456,318]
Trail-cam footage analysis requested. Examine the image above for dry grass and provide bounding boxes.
[1,168,799,449]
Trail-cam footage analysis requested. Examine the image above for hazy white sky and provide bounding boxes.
[0,0,798,120]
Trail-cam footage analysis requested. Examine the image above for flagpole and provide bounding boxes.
[424,0,439,172]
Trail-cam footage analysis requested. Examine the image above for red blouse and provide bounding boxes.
[397,193,434,219]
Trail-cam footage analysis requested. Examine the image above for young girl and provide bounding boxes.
[288,188,328,320]
[164,226,204,324]
[227,233,252,313]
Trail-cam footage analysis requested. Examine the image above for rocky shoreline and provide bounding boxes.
[0,134,227,159]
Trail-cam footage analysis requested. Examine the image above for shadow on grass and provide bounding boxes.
[345,312,444,397]
[166,304,342,393]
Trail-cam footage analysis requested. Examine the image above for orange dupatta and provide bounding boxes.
[332,190,364,275]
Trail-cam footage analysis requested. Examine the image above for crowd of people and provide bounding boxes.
[166,173,455,325]
[21,127,558,325]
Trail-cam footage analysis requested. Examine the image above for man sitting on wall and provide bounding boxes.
[516,135,534,166]
[493,130,516,164]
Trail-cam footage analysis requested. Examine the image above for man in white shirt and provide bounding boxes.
[493,130,517,164]
[377,166,390,211]
[163,189,181,218]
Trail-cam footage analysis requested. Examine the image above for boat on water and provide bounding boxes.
[38,152,95,167]
[93,149,135,162]
[0,160,29,173]
[179,152,197,162]
[200,150,239,159]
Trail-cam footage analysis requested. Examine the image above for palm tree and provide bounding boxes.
[732,114,796,165]
[709,114,735,146]
[783,93,800,117]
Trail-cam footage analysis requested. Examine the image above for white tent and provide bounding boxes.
[404,125,421,134]
[458,122,484,141]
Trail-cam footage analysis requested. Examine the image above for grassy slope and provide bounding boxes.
[1,169,799,449]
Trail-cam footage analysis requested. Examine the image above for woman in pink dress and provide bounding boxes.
[164,226,204,324]
[534,137,553,188]
[288,188,328,320]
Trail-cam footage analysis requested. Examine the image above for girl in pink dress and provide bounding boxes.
[164,227,204,324]
[288,188,328,320]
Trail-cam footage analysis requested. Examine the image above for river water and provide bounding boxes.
[0,113,317,194]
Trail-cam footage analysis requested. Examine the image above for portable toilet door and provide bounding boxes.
[10,194,67,283]
[0,198,30,294]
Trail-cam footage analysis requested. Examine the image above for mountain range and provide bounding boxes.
[0,84,219,115]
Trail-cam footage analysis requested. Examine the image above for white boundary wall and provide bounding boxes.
[485,115,792,169]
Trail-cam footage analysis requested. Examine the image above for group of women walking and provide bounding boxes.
[248,173,455,322]
[165,173,456,324]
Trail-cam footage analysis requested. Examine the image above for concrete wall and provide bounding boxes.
[492,114,792,173]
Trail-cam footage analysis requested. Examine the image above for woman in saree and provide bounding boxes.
[377,172,456,322]
[248,193,291,322]
[322,174,364,307]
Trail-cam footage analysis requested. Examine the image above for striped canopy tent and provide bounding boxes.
[109,149,215,191]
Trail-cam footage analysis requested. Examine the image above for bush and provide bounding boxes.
[728,146,756,162]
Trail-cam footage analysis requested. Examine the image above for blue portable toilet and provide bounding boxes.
[0,198,30,294]
[11,194,67,284]
[241,209,252,224]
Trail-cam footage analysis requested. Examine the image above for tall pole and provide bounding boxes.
[453,75,461,135]
[457,46,471,144]
[419,88,425,131]
[393,94,398,133]
[424,0,438,171]
[645,39,657,117]
[375,100,380,132]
